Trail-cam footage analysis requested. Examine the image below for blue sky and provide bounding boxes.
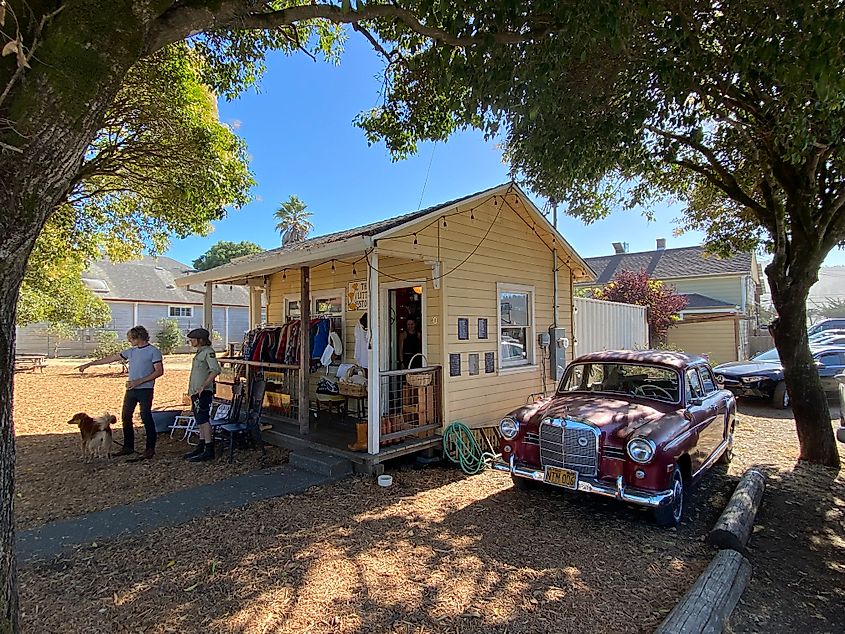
[165,36,844,268]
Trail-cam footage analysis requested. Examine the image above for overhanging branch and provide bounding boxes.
[148,1,555,54]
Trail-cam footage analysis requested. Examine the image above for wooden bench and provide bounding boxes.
[14,355,47,373]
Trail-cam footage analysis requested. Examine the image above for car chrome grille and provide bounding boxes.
[524,432,540,445]
[603,446,626,461]
[539,419,598,476]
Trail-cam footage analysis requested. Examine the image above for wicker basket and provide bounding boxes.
[406,354,433,387]
[338,364,368,397]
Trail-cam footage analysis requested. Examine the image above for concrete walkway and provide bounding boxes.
[17,464,335,563]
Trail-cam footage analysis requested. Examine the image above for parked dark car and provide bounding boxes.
[713,345,845,409]
[494,350,736,527]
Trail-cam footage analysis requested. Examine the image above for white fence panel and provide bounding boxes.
[574,297,648,358]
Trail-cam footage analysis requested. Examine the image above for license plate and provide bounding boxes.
[545,466,578,489]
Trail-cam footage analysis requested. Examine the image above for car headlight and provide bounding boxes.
[499,417,520,439]
[740,375,768,383]
[627,438,656,464]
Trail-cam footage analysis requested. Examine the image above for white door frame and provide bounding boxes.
[379,280,428,372]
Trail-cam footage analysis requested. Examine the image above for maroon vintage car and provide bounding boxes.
[493,350,736,526]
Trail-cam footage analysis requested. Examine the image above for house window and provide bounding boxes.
[169,306,193,318]
[497,283,535,368]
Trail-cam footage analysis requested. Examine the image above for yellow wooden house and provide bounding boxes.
[176,182,593,471]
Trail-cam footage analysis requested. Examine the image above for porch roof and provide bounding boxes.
[175,182,594,287]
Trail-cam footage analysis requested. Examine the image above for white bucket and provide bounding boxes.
[377,474,393,487]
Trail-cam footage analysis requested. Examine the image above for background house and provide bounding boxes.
[16,256,252,357]
[577,240,761,364]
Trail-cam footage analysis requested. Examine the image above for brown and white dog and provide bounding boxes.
[67,412,115,461]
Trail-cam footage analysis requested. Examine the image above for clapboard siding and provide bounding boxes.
[379,195,573,429]
[667,318,739,366]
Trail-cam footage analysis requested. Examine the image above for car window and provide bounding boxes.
[699,367,717,394]
[686,369,704,400]
[559,362,680,403]
[817,352,845,367]
[753,347,781,362]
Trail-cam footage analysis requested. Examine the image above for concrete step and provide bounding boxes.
[290,448,354,477]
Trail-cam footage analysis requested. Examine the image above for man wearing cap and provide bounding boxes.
[184,328,222,462]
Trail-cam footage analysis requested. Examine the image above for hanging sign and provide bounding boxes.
[346,280,368,311]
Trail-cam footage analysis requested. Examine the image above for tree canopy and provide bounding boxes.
[193,240,263,270]
[358,0,844,465]
[16,45,253,330]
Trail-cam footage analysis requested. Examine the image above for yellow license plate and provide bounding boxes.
[545,466,578,489]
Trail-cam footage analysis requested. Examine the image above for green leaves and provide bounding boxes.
[193,241,263,271]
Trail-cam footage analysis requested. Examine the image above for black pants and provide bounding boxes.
[121,388,156,451]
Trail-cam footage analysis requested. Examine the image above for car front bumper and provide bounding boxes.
[493,456,675,509]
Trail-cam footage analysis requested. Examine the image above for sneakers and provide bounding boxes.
[187,444,215,462]
[184,441,205,460]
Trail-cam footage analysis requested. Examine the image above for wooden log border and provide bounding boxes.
[707,469,766,553]
[654,549,752,634]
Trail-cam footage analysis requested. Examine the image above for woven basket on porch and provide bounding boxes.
[338,364,368,397]
[405,354,433,387]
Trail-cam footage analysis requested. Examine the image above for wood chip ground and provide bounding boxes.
[13,365,844,633]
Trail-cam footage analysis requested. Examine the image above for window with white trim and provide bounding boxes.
[169,306,193,318]
[497,283,535,368]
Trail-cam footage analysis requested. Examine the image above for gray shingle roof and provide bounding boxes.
[84,256,248,306]
[680,293,737,309]
[584,246,752,284]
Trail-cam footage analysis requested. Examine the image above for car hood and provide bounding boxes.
[511,394,678,442]
[713,361,782,376]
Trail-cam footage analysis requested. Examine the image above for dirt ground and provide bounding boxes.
[12,364,845,633]
[13,361,287,529]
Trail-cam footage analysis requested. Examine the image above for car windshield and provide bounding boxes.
[558,362,681,403]
[752,348,781,362]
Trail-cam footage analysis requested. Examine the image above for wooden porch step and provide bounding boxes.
[289,448,354,478]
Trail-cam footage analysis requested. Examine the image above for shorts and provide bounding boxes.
[191,390,213,425]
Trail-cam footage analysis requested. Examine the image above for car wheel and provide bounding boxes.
[653,467,684,527]
[719,418,735,465]
[773,381,789,409]
[511,475,537,490]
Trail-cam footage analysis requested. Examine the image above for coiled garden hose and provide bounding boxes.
[442,421,499,475]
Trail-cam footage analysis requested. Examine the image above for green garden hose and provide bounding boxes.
[442,421,499,475]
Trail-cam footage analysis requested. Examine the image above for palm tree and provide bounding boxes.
[274,195,314,245]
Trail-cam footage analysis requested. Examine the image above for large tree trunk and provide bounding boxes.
[766,259,840,467]
[0,4,148,630]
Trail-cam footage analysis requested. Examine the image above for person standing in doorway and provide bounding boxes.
[183,328,222,462]
[77,326,164,460]
[400,317,422,369]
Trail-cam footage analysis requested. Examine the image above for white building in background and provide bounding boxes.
[16,256,252,357]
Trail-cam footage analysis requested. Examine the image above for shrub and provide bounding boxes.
[92,330,125,359]
[156,318,184,354]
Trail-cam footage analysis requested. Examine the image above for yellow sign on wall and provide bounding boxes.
[347,280,368,311]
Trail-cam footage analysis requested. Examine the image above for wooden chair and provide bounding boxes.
[216,378,266,463]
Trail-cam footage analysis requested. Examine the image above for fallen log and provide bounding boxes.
[654,549,751,634]
[707,469,766,552]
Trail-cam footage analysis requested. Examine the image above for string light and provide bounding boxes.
[331,260,336,272]
[352,262,357,275]
[442,216,447,228]
[282,270,286,280]
[470,209,475,220]
[413,234,418,246]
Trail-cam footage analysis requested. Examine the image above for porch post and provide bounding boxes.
[367,251,380,454]
[249,284,263,327]
[299,266,311,434]
[203,282,214,332]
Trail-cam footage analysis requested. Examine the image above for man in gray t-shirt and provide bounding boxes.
[78,325,164,459]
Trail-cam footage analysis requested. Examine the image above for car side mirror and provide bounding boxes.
[815,361,825,368]
[688,397,704,407]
